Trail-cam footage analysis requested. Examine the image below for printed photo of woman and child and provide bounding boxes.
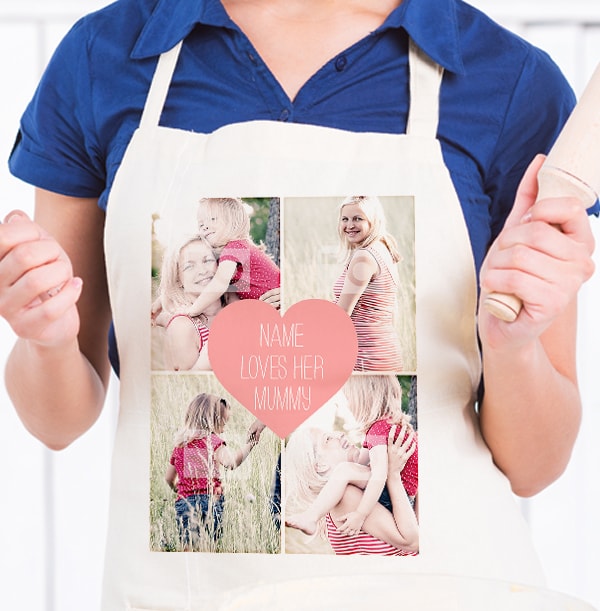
[151,196,281,372]
[285,374,419,557]
[150,374,281,553]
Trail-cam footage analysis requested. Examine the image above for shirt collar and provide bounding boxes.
[385,0,465,74]
[131,0,231,59]
[131,0,465,74]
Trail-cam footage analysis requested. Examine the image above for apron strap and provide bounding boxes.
[139,41,184,129]
[406,39,444,138]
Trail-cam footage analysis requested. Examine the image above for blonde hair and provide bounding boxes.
[198,197,251,249]
[158,234,217,313]
[286,428,338,504]
[343,375,412,432]
[337,196,401,262]
[174,393,229,447]
[285,427,337,539]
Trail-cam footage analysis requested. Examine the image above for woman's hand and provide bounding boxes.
[259,286,281,309]
[151,296,164,326]
[478,155,594,495]
[247,418,266,443]
[479,154,595,351]
[0,211,82,348]
[387,423,416,474]
[2,193,110,450]
[337,510,367,536]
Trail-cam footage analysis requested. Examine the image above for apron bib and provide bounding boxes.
[103,40,544,610]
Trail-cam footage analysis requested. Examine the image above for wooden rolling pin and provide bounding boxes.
[483,64,600,322]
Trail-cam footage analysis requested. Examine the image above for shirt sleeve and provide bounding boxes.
[211,434,225,451]
[218,241,247,284]
[484,46,587,240]
[402,432,418,497]
[218,240,247,264]
[363,420,391,450]
[8,18,106,198]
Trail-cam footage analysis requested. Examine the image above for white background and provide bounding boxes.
[0,1,599,609]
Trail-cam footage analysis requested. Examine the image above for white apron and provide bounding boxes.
[103,39,545,610]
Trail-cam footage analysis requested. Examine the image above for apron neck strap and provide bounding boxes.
[406,39,444,138]
[139,41,183,129]
[140,38,443,137]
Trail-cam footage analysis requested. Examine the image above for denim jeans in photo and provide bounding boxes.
[175,493,225,548]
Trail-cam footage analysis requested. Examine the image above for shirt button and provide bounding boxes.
[279,109,290,121]
[247,51,257,64]
[335,55,348,71]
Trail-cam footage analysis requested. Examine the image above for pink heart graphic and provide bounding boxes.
[209,299,358,438]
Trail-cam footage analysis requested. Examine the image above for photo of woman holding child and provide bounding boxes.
[285,374,418,556]
[285,424,418,556]
[151,197,280,371]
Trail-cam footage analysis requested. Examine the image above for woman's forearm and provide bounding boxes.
[354,449,387,518]
[305,462,371,522]
[477,157,593,497]
[386,472,419,550]
[6,338,107,450]
[2,193,111,451]
[337,484,417,552]
[480,303,581,496]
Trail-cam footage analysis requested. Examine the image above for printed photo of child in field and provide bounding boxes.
[151,375,281,553]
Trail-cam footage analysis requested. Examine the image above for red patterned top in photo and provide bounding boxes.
[363,419,418,497]
[219,239,280,300]
[333,246,403,372]
[169,434,225,500]
[167,314,210,352]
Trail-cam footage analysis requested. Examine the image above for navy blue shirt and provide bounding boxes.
[9,0,584,271]
[8,0,591,374]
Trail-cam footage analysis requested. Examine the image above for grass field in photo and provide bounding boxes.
[150,374,282,553]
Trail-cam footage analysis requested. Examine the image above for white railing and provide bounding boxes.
[0,2,599,610]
